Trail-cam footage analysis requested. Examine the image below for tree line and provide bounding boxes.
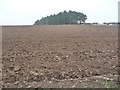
[34,10,87,25]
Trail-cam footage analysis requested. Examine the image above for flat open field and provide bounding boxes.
[2,25,119,88]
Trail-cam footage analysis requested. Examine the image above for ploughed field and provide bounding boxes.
[2,25,119,88]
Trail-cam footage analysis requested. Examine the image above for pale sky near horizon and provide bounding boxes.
[0,0,119,25]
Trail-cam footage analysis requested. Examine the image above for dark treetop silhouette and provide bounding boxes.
[34,10,87,25]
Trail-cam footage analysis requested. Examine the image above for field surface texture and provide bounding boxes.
[2,25,119,88]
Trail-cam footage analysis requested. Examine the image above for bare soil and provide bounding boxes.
[2,25,119,88]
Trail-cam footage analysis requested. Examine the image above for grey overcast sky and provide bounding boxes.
[0,0,119,25]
